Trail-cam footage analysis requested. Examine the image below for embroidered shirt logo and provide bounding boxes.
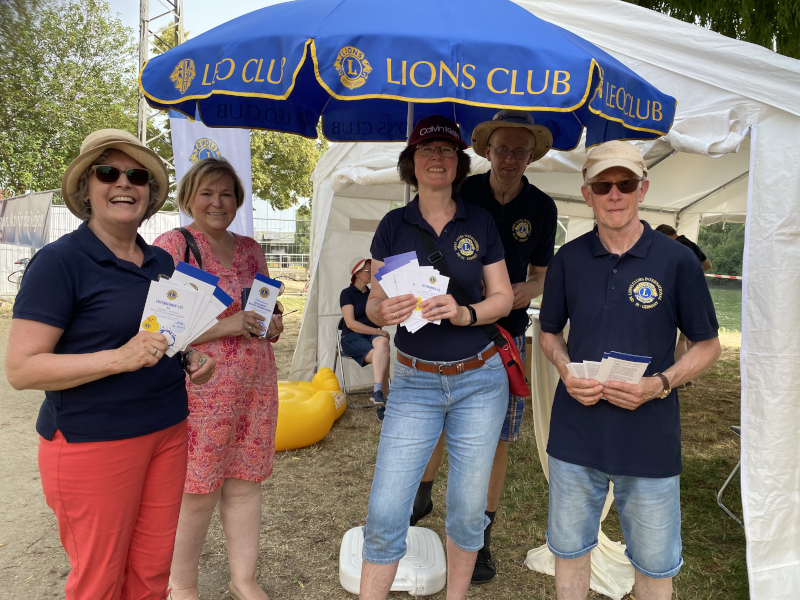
[454,235,479,260]
[170,59,196,93]
[512,219,532,242]
[628,277,662,309]
[334,46,372,90]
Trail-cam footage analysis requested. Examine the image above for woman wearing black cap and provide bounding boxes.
[359,115,513,600]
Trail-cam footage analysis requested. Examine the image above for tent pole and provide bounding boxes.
[404,102,414,205]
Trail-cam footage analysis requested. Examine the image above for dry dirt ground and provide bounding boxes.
[0,313,743,600]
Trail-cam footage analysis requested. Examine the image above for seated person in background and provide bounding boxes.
[340,257,391,417]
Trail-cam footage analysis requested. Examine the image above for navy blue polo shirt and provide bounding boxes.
[460,172,557,336]
[339,283,379,335]
[370,195,505,362]
[674,234,708,263]
[540,221,718,477]
[13,223,188,443]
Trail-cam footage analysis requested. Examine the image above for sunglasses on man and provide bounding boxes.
[91,165,150,186]
[587,179,643,195]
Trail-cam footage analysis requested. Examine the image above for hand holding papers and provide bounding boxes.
[139,262,233,357]
[374,252,449,333]
[242,273,283,338]
[567,351,651,385]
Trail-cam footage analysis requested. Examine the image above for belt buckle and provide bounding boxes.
[438,361,465,374]
[438,363,450,374]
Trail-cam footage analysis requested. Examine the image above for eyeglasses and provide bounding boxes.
[588,179,642,195]
[91,165,150,186]
[416,145,457,158]
[489,146,532,161]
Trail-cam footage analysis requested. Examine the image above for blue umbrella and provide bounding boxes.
[140,0,676,149]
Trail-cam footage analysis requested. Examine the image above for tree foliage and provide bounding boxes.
[251,130,328,211]
[698,222,745,276]
[622,0,800,58]
[0,0,139,196]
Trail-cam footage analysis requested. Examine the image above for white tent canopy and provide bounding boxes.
[289,1,800,597]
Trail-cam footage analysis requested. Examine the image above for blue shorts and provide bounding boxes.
[499,333,527,442]
[362,346,508,563]
[340,332,382,366]
[546,456,684,579]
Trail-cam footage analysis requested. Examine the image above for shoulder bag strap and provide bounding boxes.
[413,225,503,345]
[175,227,203,270]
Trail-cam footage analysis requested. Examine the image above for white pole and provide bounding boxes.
[404,102,414,205]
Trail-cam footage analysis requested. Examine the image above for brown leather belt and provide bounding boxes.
[397,345,498,376]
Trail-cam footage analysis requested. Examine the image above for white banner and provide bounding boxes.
[0,191,52,249]
[169,111,254,237]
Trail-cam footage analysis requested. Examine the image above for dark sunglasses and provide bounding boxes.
[588,179,641,195]
[91,165,150,186]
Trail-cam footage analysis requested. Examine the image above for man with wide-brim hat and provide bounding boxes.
[408,109,558,584]
[61,128,170,222]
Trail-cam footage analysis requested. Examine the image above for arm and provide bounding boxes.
[511,264,547,310]
[366,259,417,327]
[342,304,388,338]
[701,258,712,273]
[190,311,267,344]
[6,319,169,391]
[419,259,513,326]
[539,329,604,405]
[602,337,721,410]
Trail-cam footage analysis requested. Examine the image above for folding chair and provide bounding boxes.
[333,317,351,396]
[716,425,743,528]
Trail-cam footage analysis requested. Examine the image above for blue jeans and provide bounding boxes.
[362,346,508,564]
[546,456,684,578]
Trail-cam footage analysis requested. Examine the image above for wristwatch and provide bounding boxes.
[465,305,477,326]
[181,349,199,370]
[653,372,672,399]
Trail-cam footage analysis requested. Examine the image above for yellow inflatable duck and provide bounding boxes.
[275,368,346,451]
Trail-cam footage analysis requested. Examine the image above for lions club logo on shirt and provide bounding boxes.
[259,286,270,298]
[512,219,532,242]
[334,46,372,90]
[628,277,662,309]
[454,235,480,260]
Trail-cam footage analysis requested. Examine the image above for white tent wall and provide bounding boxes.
[289,1,800,596]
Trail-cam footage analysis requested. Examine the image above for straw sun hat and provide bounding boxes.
[61,129,170,219]
[471,110,553,163]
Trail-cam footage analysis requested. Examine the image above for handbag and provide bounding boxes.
[175,227,203,270]
[413,226,531,397]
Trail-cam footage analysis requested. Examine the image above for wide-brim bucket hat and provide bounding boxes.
[471,110,553,163]
[61,129,170,218]
[349,256,371,282]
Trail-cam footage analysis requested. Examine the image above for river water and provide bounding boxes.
[709,286,742,332]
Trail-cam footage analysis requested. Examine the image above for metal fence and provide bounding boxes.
[0,208,310,295]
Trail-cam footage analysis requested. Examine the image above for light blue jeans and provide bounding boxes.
[362,346,508,564]
[546,456,684,578]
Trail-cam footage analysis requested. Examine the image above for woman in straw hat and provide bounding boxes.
[339,256,391,419]
[153,157,283,600]
[5,129,215,600]
[359,115,513,600]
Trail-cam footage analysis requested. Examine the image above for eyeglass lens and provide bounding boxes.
[589,179,640,195]
[93,165,150,186]
[417,145,457,158]
[492,146,531,160]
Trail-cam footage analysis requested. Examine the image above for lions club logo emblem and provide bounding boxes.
[512,219,532,242]
[170,59,195,93]
[189,138,221,164]
[259,287,270,298]
[454,235,479,260]
[429,276,437,284]
[166,289,178,300]
[628,278,662,309]
[334,46,372,90]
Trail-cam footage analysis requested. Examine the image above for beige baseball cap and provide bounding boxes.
[583,140,647,180]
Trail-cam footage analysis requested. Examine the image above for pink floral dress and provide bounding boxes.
[153,229,279,494]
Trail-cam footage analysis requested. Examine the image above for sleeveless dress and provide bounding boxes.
[153,229,279,493]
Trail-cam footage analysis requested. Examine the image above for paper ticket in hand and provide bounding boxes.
[243,273,282,337]
[140,280,201,357]
[406,269,450,333]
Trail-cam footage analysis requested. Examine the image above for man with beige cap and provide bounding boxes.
[537,140,721,599]
[408,110,557,583]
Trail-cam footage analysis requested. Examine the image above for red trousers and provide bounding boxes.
[38,421,188,600]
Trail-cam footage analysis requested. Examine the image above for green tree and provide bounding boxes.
[622,0,800,58]
[0,0,139,195]
[698,222,745,276]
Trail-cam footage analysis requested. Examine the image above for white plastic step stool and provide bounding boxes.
[339,526,447,596]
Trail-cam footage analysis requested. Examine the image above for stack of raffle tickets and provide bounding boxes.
[566,351,651,383]
[375,251,449,333]
[242,273,283,337]
[139,261,233,356]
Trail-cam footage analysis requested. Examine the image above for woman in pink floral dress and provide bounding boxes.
[154,158,283,600]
